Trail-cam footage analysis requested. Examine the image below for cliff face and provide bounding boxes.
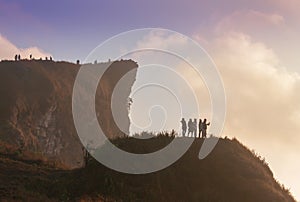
[0,60,138,168]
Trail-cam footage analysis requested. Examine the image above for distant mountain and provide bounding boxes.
[0,60,138,169]
[0,135,295,201]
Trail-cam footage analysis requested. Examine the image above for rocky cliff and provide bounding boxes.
[0,60,138,168]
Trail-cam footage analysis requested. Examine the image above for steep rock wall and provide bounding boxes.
[0,60,138,168]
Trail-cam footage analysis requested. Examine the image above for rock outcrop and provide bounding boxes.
[0,60,138,168]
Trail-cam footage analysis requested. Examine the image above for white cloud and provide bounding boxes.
[0,34,51,60]
[207,32,300,143]
[136,30,188,50]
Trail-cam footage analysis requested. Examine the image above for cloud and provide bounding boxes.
[207,32,300,144]
[188,29,300,147]
[130,28,300,147]
[136,30,188,50]
[215,10,285,35]
[0,34,51,60]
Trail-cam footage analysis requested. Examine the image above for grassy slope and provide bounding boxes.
[0,136,295,202]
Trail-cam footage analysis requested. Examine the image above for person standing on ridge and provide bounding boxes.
[198,119,202,138]
[181,118,187,137]
[193,118,197,137]
[187,118,193,137]
[201,119,210,138]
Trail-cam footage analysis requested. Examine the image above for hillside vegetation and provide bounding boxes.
[0,135,295,202]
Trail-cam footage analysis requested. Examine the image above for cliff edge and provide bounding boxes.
[0,60,138,168]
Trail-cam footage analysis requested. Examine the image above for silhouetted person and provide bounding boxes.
[15,54,18,61]
[181,118,187,137]
[187,118,193,137]
[30,54,32,60]
[18,54,21,61]
[50,56,53,61]
[198,119,202,138]
[76,60,80,65]
[201,119,210,138]
[45,57,48,61]
[193,118,197,137]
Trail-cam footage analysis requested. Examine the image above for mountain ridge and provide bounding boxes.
[0,135,295,201]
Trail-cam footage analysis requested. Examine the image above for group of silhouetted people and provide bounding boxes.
[181,118,210,138]
[14,54,21,61]
[14,54,52,61]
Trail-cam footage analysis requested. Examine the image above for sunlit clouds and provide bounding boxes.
[0,34,51,60]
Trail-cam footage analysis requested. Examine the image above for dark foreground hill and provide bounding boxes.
[0,135,295,202]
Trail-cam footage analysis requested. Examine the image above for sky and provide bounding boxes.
[1,0,300,200]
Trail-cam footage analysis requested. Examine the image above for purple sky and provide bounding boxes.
[0,0,282,61]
